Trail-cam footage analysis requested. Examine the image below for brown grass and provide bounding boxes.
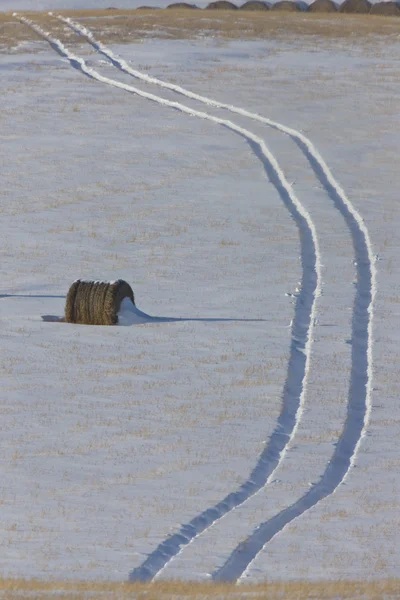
[1,10,400,51]
[1,578,400,600]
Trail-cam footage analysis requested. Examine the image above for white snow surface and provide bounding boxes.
[0,13,400,585]
[117,297,154,325]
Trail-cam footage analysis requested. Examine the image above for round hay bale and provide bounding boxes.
[64,279,135,326]
[339,0,371,12]
[370,1,400,15]
[271,0,301,10]
[239,1,270,9]
[307,0,338,11]
[206,1,238,8]
[167,2,199,6]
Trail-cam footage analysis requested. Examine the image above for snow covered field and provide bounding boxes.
[1,8,400,590]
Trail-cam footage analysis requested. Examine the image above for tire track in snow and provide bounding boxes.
[60,17,377,583]
[213,163,376,582]
[215,230,374,581]
[15,13,321,582]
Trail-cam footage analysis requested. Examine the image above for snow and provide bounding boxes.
[117,297,154,325]
[1,10,400,586]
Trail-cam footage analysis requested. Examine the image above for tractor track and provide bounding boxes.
[15,13,374,583]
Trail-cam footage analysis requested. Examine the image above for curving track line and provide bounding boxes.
[57,17,377,583]
[213,163,377,582]
[15,13,322,582]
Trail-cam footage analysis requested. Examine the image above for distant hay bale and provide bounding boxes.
[271,1,301,10]
[339,0,371,12]
[65,279,135,326]
[370,1,400,15]
[167,2,199,7]
[206,1,239,8]
[307,0,338,11]
[240,1,270,9]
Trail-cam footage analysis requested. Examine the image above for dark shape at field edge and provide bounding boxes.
[271,1,302,11]
[339,0,371,13]
[307,0,338,12]
[239,1,270,10]
[206,1,239,9]
[370,1,400,15]
[167,2,199,8]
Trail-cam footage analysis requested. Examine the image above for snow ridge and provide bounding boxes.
[57,16,376,583]
[15,14,322,582]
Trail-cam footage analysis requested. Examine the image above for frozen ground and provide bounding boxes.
[0,11,400,585]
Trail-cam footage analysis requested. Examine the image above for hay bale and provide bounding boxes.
[64,279,135,326]
[206,1,238,8]
[271,0,301,9]
[240,1,270,9]
[370,1,400,15]
[167,2,199,6]
[307,0,338,11]
[339,0,371,12]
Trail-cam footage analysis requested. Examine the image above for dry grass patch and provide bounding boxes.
[62,11,400,41]
[0,12,82,50]
[1,578,400,599]
[2,10,400,50]
[0,18,35,50]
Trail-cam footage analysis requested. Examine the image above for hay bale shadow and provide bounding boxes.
[42,315,65,322]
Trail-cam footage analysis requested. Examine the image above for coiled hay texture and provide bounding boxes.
[271,1,301,10]
[167,2,199,7]
[339,0,371,12]
[307,0,338,12]
[370,1,400,15]
[65,279,135,325]
[240,1,270,10]
[206,1,238,8]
